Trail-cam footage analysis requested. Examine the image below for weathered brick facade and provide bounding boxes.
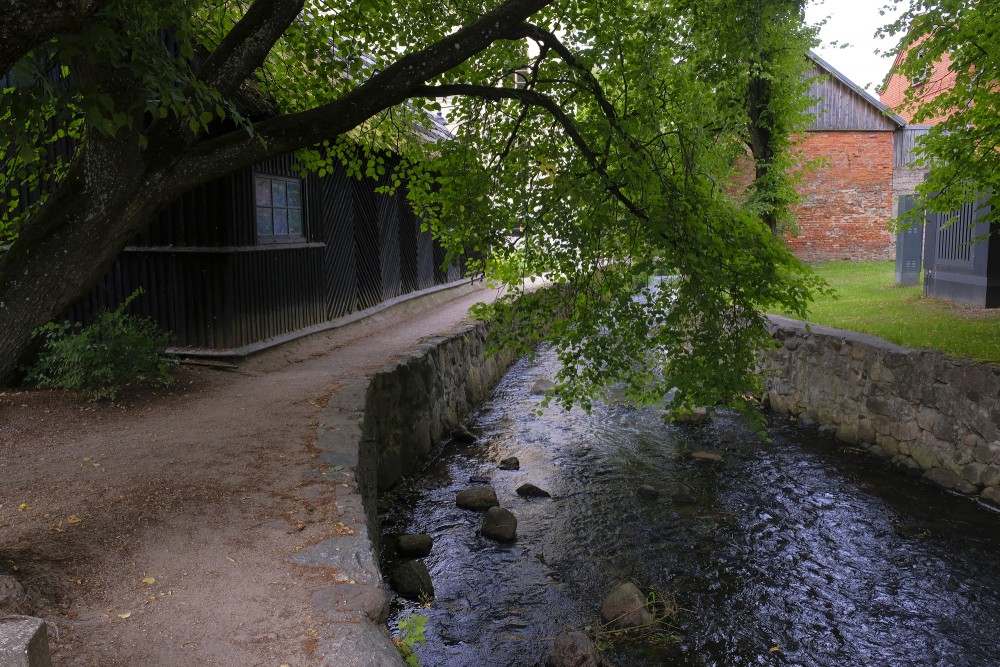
[879,49,958,126]
[786,130,896,262]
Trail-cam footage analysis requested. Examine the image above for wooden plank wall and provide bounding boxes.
[804,65,899,132]
[62,152,462,351]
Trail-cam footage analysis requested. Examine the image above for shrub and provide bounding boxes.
[26,290,174,400]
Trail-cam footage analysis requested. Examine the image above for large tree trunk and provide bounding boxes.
[0,133,171,382]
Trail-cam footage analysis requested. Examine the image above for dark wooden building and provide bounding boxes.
[65,154,464,354]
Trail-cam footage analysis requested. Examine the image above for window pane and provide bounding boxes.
[255,177,271,206]
[271,180,287,207]
[288,209,303,234]
[273,208,288,235]
[256,207,272,235]
[287,181,302,208]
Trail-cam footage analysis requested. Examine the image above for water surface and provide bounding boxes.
[381,349,1000,666]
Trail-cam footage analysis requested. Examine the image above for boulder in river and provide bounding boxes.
[498,456,520,470]
[548,631,601,667]
[452,424,478,444]
[456,486,499,511]
[469,474,492,484]
[389,561,434,599]
[636,485,660,498]
[480,506,517,542]
[671,487,698,504]
[531,378,557,395]
[517,483,551,498]
[397,534,433,558]
[666,407,711,424]
[687,451,723,463]
[600,582,653,629]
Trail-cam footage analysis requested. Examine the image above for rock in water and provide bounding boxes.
[517,483,551,498]
[636,485,660,498]
[469,474,492,484]
[548,631,601,667]
[389,561,434,599]
[687,451,723,463]
[456,486,499,510]
[671,488,698,504]
[667,407,711,424]
[397,534,433,557]
[530,378,557,395]
[452,424,478,444]
[600,582,653,629]
[498,456,520,470]
[480,506,517,542]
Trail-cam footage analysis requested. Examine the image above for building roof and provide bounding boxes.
[806,51,906,130]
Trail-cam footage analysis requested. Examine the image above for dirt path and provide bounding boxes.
[0,283,496,666]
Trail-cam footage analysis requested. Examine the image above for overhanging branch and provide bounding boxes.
[412,82,649,221]
[197,0,305,98]
[174,0,554,189]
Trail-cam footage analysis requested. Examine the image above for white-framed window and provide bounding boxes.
[255,175,304,240]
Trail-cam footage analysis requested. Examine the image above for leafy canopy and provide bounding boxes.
[880,0,1000,224]
[1,0,824,418]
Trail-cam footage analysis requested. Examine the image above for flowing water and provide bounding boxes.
[380,349,1000,667]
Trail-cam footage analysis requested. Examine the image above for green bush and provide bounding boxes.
[26,290,174,400]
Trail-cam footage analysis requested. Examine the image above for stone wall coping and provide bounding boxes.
[767,314,913,354]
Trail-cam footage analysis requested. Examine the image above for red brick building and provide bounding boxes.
[785,53,905,262]
[879,46,958,126]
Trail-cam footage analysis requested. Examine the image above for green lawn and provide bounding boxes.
[774,261,1000,364]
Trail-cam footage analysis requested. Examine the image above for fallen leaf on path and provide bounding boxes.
[306,629,319,638]
[226,557,236,563]
[117,612,131,619]
[141,577,156,586]
[66,515,82,525]
[18,503,29,511]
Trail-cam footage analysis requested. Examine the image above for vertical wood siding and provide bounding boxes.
[804,65,900,132]
[62,151,464,351]
[894,127,931,169]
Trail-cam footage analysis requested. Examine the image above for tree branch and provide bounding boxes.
[197,0,305,98]
[413,82,649,221]
[0,0,105,74]
[173,0,555,188]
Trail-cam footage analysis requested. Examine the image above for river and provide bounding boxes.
[379,348,1000,666]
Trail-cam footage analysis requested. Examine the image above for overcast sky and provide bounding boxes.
[805,0,906,92]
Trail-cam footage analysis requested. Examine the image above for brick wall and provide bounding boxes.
[880,51,957,126]
[785,131,895,262]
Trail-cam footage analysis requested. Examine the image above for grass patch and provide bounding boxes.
[770,261,1000,364]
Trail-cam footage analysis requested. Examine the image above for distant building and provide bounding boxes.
[783,52,904,262]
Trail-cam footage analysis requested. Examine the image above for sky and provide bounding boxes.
[804,0,906,92]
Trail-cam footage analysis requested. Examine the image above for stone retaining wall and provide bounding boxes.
[762,316,1000,506]
[312,319,516,666]
[364,321,517,497]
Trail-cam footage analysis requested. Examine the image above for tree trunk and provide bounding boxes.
[0,134,170,382]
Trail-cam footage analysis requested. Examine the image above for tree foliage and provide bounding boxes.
[0,0,822,417]
[881,0,1000,223]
